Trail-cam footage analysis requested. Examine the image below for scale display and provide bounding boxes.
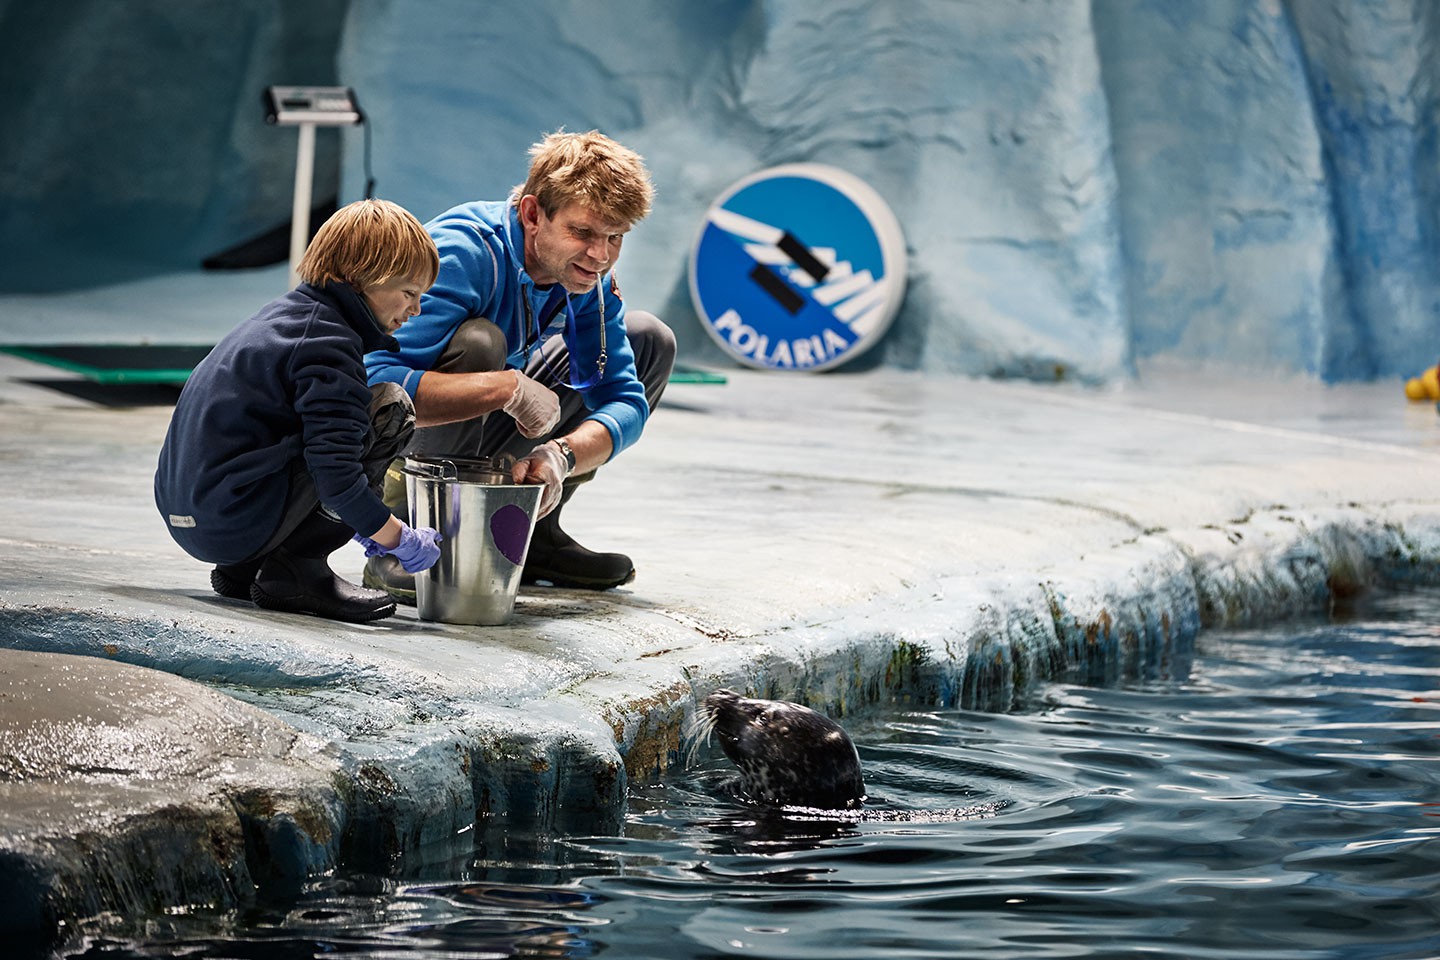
[689,164,907,372]
[263,86,362,126]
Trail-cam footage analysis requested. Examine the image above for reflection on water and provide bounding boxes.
[60,587,1440,960]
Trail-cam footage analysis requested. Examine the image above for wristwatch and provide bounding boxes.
[551,436,576,476]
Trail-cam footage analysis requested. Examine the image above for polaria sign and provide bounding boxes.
[689,164,906,372]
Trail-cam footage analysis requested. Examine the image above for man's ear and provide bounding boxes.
[517,194,541,228]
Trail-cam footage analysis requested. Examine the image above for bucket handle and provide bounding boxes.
[404,457,460,481]
[404,454,516,483]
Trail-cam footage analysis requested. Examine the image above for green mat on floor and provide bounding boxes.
[0,344,211,384]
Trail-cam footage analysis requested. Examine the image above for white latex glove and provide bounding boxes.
[502,371,561,439]
[512,441,569,518]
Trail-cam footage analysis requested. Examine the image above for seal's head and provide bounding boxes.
[698,689,866,810]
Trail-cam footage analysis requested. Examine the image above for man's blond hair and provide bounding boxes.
[515,130,654,227]
[298,199,439,290]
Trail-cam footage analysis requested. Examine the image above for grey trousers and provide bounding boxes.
[407,310,676,470]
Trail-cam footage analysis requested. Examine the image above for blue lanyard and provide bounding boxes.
[524,284,608,391]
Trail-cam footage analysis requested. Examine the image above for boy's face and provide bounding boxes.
[520,195,629,294]
[362,275,426,333]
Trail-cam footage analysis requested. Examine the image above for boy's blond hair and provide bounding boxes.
[298,198,439,290]
[514,130,654,227]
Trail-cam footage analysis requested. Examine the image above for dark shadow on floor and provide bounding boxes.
[20,379,183,407]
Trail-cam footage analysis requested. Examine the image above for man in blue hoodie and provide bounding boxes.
[364,130,676,599]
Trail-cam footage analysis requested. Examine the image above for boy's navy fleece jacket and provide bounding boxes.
[154,282,397,565]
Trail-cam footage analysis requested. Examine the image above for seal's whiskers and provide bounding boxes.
[683,700,719,768]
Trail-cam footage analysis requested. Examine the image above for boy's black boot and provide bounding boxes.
[252,509,396,623]
[521,485,635,590]
[210,558,263,600]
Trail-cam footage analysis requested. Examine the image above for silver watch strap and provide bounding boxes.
[552,437,576,475]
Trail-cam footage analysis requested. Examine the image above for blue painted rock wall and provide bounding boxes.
[1094,0,1440,381]
[0,0,348,289]
[3,0,1438,382]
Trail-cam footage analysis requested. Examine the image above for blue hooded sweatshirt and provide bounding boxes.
[364,200,650,458]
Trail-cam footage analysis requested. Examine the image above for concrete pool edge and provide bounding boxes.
[4,502,1438,940]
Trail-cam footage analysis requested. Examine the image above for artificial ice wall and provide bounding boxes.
[3,0,1438,383]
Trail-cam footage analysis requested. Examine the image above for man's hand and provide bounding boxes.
[502,371,561,438]
[512,440,570,517]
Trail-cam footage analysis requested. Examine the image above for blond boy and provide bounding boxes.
[156,199,443,622]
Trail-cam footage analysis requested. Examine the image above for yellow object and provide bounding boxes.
[1423,367,1440,400]
[1406,377,1427,401]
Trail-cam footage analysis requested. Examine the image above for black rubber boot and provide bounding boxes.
[251,509,396,623]
[252,549,397,623]
[522,485,635,590]
[362,458,417,605]
[210,559,263,601]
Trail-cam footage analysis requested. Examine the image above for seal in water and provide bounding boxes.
[697,688,866,810]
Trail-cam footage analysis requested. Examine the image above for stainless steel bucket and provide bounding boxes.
[403,456,543,625]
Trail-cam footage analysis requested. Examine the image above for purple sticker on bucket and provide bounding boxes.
[489,504,531,565]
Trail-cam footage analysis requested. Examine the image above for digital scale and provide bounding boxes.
[263,85,364,288]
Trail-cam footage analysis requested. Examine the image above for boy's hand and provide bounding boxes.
[391,524,442,572]
[354,523,442,573]
[502,371,560,438]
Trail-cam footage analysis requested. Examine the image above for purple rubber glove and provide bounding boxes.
[354,523,442,573]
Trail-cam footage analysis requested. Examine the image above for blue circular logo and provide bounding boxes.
[689,164,907,372]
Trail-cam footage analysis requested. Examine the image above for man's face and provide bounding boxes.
[521,196,629,294]
[361,274,426,333]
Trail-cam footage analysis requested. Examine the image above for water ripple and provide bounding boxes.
[58,588,1440,960]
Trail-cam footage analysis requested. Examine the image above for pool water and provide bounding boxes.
[60,588,1440,959]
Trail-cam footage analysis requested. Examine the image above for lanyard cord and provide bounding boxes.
[523,281,608,391]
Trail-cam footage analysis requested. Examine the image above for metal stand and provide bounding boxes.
[288,122,318,290]
[263,86,363,289]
